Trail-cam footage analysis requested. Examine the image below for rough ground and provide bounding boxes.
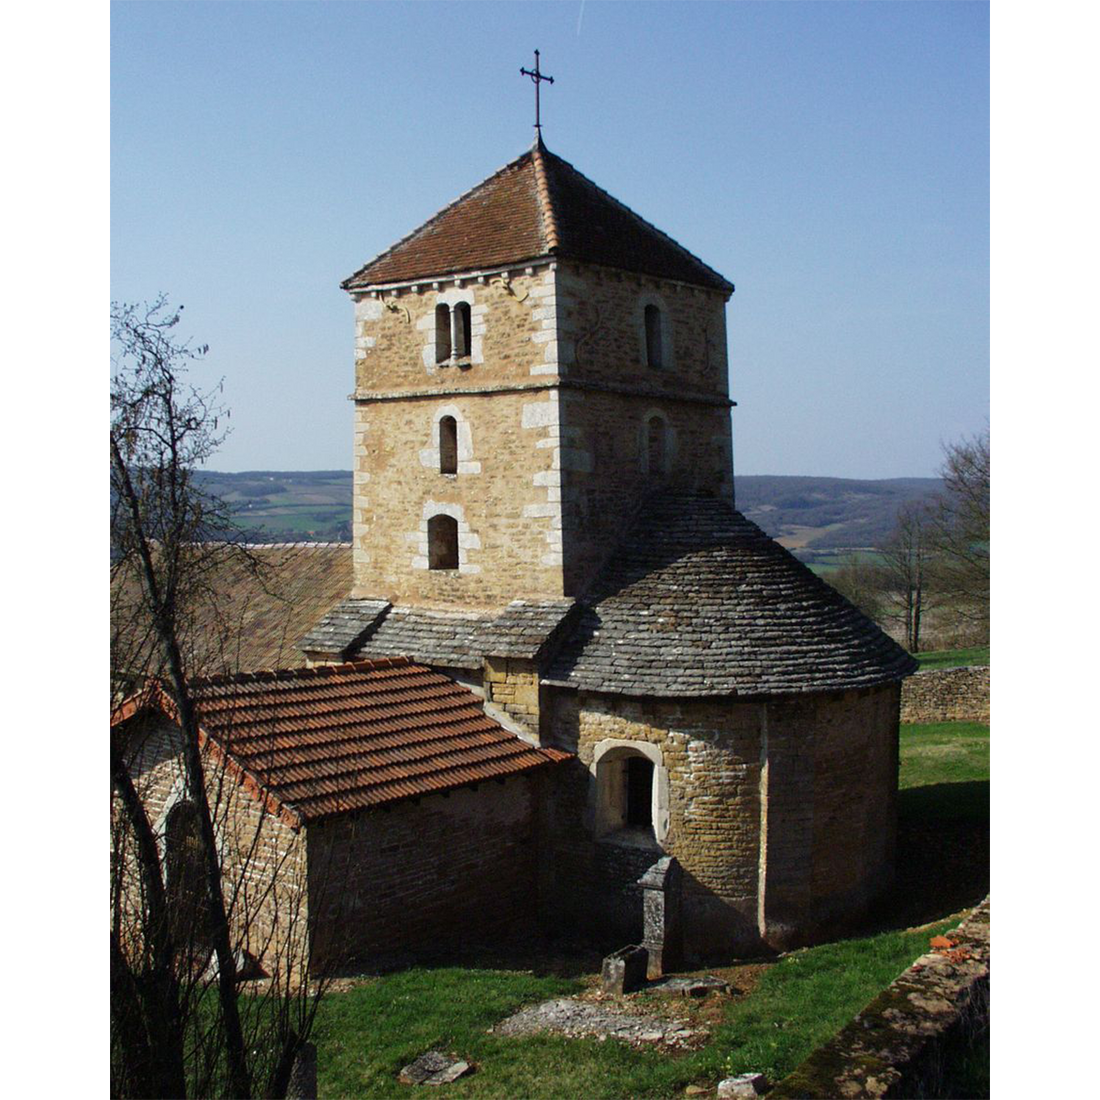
[493,996,706,1048]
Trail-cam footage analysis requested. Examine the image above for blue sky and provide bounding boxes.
[111,1,989,477]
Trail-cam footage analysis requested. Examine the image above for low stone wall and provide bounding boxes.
[900,666,989,724]
[769,898,990,1099]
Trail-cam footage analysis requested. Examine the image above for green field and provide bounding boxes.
[311,721,990,1098]
[916,645,989,670]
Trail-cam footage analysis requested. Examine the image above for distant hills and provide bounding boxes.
[735,476,942,564]
[196,469,943,564]
[195,470,353,543]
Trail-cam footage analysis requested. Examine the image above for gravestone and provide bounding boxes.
[286,1041,317,1100]
[638,855,683,978]
[600,945,649,995]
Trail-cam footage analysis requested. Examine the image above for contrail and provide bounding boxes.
[577,0,586,37]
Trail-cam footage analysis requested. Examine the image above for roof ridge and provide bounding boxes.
[530,142,560,251]
[189,656,413,691]
[341,148,538,290]
[540,147,733,292]
[235,541,352,549]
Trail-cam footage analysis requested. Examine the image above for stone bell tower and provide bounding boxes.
[342,139,735,610]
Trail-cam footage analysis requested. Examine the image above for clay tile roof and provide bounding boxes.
[187,658,569,822]
[113,543,353,679]
[544,495,918,697]
[342,140,733,293]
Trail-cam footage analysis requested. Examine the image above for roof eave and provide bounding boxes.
[341,251,560,295]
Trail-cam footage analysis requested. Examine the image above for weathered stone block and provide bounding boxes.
[398,1050,471,1086]
[286,1041,317,1100]
[639,855,683,977]
[600,945,649,995]
[716,1073,767,1099]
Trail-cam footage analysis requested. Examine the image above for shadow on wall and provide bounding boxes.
[867,780,989,935]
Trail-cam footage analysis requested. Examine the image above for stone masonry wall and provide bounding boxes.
[900,666,989,724]
[558,388,732,594]
[554,261,730,395]
[760,685,899,950]
[542,684,899,958]
[116,716,310,972]
[543,690,765,957]
[351,389,566,606]
[483,656,541,728]
[351,266,567,606]
[305,776,540,969]
[353,267,559,393]
[554,262,733,595]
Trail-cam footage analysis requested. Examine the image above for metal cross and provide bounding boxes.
[520,49,554,137]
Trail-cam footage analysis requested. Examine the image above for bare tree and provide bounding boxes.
[828,553,889,623]
[880,501,935,653]
[930,430,990,637]
[110,297,326,1097]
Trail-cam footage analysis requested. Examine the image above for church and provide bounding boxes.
[114,137,915,972]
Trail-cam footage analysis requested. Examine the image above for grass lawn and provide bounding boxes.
[915,645,989,670]
[899,721,990,790]
[313,721,990,1098]
[314,921,956,1099]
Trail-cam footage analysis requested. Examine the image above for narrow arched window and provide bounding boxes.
[453,302,472,359]
[644,304,664,369]
[439,416,458,475]
[427,514,459,570]
[435,304,452,363]
[647,415,666,476]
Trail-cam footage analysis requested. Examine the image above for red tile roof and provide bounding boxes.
[117,659,568,826]
[342,140,733,293]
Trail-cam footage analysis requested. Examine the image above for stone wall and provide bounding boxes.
[760,684,899,950]
[553,261,733,595]
[558,387,733,595]
[351,266,566,607]
[483,656,542,729]
[116,716,310,973]
[541,683,899,959]
[542,690,764,956]
[305,775,541,969]
[554,261,729,395]
[351,388,566,606]
[769,898,990,1099]
[900,666,989,724]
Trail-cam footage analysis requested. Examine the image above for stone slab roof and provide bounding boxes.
[342,140,732,294]
[299,598,391,656]
[181,659,569,823]
[341,599,577,669]
[544,495,917,697]
[350,606,493,670]
[483,599,577,660]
